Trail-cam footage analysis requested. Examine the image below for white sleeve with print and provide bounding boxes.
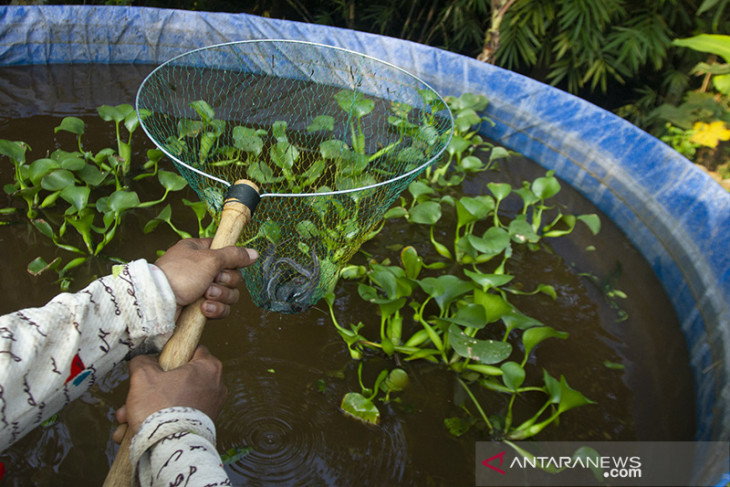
[0,259,176,450]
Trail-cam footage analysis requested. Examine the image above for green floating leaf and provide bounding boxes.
[158,169,187,192]
[233,126,264,155]
[522,326,569,359]
[60,157,85,171]
[29,158,61,185]
[382,368,409,392]
[97,104,128,123]
[501,361,525,391]
[409,201,441,225]
[60,185,90,212]
[444,416,477,437]
[220,446,253,465]
[488,182,511,201]
[438,303,487,329]
[577,214,601,235]
[400,246,423,279]
[190,100,215,124]
[463,269,514,290]
[449,325,512,364]
[531,172,561,199]
[107,190,140,213]
[473,289,512,323]
[508,219,539,244]
[340,392,380,425]
[502,310,544,334]
[557,375,596,414]
[54,117,85,136]
[27,256,60,276]
[307,115,335,132]
[334,90,375,118]
[0,139,27,162]
[41,169,75,192]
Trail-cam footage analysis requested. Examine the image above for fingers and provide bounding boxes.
[128,353,162,376]
[112,423,128,444]
[115,404,128,424]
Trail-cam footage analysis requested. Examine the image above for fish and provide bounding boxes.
[260,245,320,314]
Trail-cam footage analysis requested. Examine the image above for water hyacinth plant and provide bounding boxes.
[327,92,600,440]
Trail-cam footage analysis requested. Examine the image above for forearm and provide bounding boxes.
[0,260,176,451]
[131,407,230,486]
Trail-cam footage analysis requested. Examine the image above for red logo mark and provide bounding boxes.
[482,451,506,475]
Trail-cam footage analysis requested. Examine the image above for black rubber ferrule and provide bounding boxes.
[225,183,260,214]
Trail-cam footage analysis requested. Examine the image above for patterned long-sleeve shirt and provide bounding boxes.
[0,260,231,486]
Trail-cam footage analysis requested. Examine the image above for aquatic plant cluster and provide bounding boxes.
[327,93,600,440]
[0,91,600,444]
[0,104,195,289]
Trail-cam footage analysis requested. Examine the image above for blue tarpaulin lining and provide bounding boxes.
[1,5,728,481]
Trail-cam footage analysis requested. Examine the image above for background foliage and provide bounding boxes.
[10,0,730,183]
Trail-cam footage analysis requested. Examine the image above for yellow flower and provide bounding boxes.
[690,121,730,148]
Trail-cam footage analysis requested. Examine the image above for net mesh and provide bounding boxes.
[136,40,453,313]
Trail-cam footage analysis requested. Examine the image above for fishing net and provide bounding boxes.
[136,40,453,313]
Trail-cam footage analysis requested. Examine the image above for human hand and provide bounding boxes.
[154,238,258,320]
[113,345,227,440]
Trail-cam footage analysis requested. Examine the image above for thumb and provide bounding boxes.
[211,246,259,270]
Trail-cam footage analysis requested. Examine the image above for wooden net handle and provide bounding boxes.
[103,179,259,486]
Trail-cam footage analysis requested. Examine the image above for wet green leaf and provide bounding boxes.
[41,169,75,191]
[468,227,510,256]
[557,375,595,413]
[449,325,512,364]
[463,269,514,290]
[340,392,380,425]
[473,289,512,323]
[334,90,374,118]
[220,446,253,465]
[0,139,27,162]
[270,141,299,170]
[408,180,435,201]
[577,214,601,235]
[158,169,187,192]
[532,173,561,199]
[97,104,128,123]
[190,100,215,124]
[488,182,511,200]
[29,159,61,185]
[247,160,284,184]
[523,326,569,359]
[502,310,544,334]
[60,185,90,211]
[27,256,60,276]
[444,416,477,436]
[107,190,140,213]
[60,157,85,171]
[438,303,487,329]
[178,119,203,138]
[383,368,409,392]
[508,219,540,243]
[76,164,105,186]
[501,361,525,391]
[409,201,441,225]
[400,246,423,279]
[340,265,366,280]
[456,196,494,226]
[319,139,346,159]
[54,117,85,136]
[32,219,55,239]
[307,115,334,132]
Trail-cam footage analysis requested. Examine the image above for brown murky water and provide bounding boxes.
[0,65,694,486]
